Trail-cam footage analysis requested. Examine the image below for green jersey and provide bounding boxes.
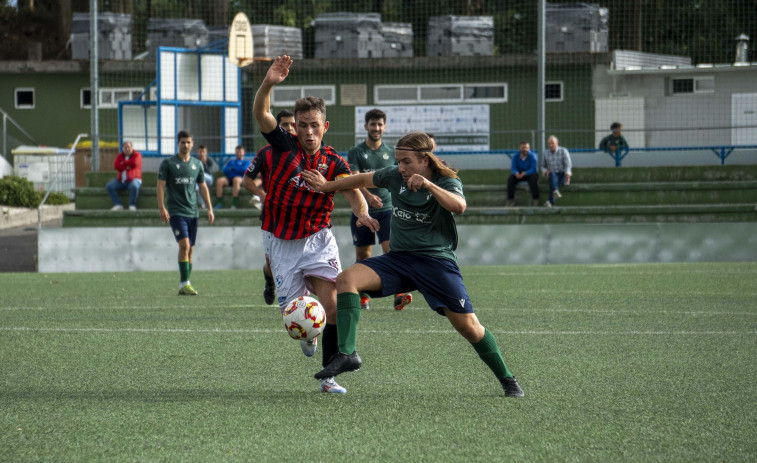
[347,141,395,213]
[158,155,206,218]
[372,166,464,262]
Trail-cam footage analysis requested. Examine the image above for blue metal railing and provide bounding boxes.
[432,145,757,167]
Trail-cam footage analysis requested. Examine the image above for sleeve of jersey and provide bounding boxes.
[346,148,360,173]
[371,165,396,188]
[437,177,465,199]
[245,151,264,179]
[262,125,296,152]
[196,162,205,184]
[332,153,352,180]
[157,159,168,180]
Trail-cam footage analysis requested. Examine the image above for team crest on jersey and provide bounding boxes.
[191,164,196,170]
[383,153,389,160]
[176,164,181,169]
[317,163,329,175]
[362,153,368,159]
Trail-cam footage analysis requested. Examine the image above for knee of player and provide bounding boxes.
[335,271,359,293]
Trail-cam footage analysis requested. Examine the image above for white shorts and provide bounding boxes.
[263,228,341,312]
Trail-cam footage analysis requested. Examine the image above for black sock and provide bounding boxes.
[321,323,338,368]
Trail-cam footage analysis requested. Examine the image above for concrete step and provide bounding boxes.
[73,187,265,210]
[459,164,757,184]
[87,172,160,187]
[76,180,757,210]
[62,203,757,227]
[466,181,757,207]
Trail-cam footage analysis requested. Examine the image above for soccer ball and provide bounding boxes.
[282,296,326,341]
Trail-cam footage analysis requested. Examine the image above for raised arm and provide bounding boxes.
[253,55,293,134]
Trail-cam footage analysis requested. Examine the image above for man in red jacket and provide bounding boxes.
[106,141,143,211]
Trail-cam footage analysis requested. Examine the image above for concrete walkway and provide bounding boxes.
[0,204,70,272]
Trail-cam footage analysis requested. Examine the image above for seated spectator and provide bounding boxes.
[542,135,572,208]
[599,122,629,154]
[195,145,215,209]
[106,140,142,211]
[214,145,251,210]
[506,141,539,207]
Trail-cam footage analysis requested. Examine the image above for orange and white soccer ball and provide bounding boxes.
[282,296,326,341]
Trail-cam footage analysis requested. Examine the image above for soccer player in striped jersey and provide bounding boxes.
[253,55,379,394]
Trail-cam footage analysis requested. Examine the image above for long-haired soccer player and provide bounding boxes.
[302,131,524,397]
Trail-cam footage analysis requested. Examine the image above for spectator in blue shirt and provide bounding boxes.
[215,145,251,210]
[506,141,540,207]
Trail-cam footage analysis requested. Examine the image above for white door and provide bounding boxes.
[595,97,645,148]
[732,93,757,145]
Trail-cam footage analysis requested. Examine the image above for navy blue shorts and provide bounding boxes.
[350,210,392,247]
[359,251,474,315]
[169,215,198,246]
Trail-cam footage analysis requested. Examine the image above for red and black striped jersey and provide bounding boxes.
[253,126,351,240]
[246,144,272,192]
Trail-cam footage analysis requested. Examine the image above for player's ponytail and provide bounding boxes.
[395,131,458,179]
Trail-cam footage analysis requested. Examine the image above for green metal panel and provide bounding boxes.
[0,73,90,148]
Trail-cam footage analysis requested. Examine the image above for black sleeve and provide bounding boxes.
[245,148,266,179]
[262,125,297,153]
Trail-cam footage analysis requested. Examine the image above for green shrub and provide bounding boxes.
[0,175,70,207]
[41,191,70,205]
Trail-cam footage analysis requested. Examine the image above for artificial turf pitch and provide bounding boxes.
[1,262,755,461]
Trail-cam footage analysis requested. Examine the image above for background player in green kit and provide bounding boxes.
[347,108,412,312]
[157,130,215,295]
[302,131,524,397]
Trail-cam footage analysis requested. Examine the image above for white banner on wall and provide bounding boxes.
[355,105,490,152]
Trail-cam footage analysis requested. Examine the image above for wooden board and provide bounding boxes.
[228,12,254,67]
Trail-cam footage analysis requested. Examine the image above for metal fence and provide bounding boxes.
[81,0,757,163]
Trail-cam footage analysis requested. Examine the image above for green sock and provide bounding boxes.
[232,197,238,207]
[472,328,514,379]
[336,292,361,354]
[188,262,192,280]
[179,260,190,282]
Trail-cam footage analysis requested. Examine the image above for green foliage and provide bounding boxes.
[43,190,71,205]
[0,175,41,208]
[0,175,70,207]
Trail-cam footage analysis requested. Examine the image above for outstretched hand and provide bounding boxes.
[301,169,328,191]
[264,55,293,85]
[355,214,380,233]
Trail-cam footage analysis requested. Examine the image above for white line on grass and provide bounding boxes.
[1,327,754,336]
[2,305,755,317]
